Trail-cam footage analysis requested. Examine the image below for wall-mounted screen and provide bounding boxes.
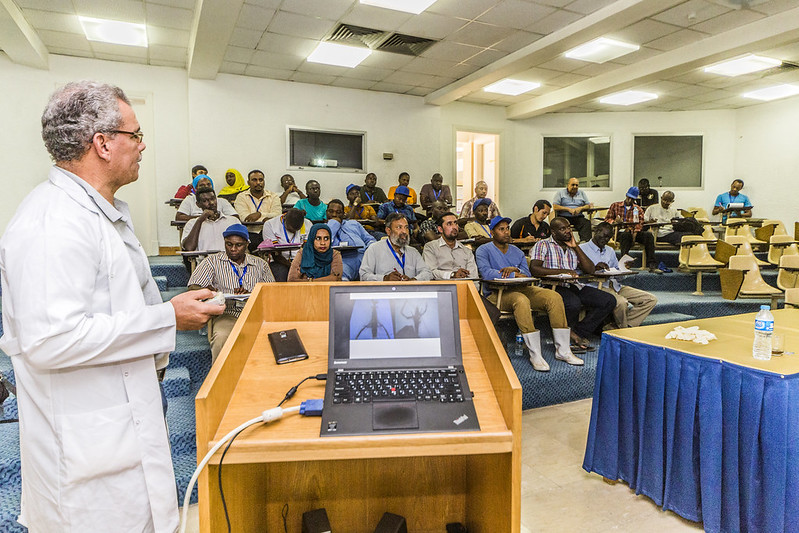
[289,127,365,171]
[543,135,610,189]
[633,135,703,188]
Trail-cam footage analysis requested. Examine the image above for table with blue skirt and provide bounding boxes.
[583,309,799,533]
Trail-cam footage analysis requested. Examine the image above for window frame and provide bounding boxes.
[541,133,612,191]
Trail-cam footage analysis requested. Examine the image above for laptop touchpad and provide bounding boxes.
[372,401,419,430]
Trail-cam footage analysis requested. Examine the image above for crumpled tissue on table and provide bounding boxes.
[665,326,717,345]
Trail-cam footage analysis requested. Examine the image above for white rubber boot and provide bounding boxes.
[553,328,584,366]
[523,331,550,372]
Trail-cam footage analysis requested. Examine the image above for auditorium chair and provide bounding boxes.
[768,235,799,266]
[723,254,782,308]
[724,235,769,267]
[678,235,723,296]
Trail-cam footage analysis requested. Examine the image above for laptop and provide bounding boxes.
[321,284,480,437]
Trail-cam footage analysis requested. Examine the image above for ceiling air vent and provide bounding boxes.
[326,24,438,57]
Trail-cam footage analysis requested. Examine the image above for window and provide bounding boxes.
[633,135,703,188]
[288,127,365,171]
[543,135,610,189]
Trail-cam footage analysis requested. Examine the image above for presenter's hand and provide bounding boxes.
[171,289,225,331]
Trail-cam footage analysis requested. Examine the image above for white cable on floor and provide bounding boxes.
[178,405,301,533]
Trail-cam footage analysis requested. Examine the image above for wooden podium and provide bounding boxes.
[195,281,522,532]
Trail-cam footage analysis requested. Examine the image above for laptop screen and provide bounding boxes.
[328,284,462,367]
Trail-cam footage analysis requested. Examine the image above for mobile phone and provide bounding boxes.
[267,329,309,364]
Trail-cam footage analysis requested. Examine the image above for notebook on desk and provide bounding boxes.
[321,284,480,437]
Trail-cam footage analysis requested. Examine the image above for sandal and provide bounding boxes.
[575,338,596,351]
[569,343,587,354]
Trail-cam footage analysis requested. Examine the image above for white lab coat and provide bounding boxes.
[0,167,179,532]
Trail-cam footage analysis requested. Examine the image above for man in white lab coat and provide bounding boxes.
[0,82,223,532]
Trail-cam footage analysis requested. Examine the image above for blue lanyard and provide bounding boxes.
[387,239,405,273]
[479,223,490,237]
[281,216,296,243]
[433,188,441,200]
[250,195,264,212]
[230,262,248,287]
[364,190,374,202]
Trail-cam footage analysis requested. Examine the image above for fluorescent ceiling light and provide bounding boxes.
[743,84,799,101]
[307,42,371,68]
[564,37,639,64]
[483,79,541,96]
[79,16,147,47]
[704,54,781,77]
[360,0,438,14]
[599,90,658,106]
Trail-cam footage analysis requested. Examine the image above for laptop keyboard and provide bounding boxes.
[332,368,466,404]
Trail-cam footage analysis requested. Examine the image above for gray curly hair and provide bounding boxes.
[41,81,130,162]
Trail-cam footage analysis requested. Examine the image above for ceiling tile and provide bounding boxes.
[405,86,430,96]
[22,9,83,33]
[95,53,148,64]
[147,26,190,47]
[73,0,146,23]
[290,72,337,85]
[229,27,263,49]
[220,61,248,75]
[244,64,293,79]
[250,50,305,70]
[382,70,434,86]
[689,8,765,35]
[646,28,708,52]
[607,18,681,46]
[403,56,461,76]
[513,66,564,82]
[341,65,394,81]
[145,3,193,30]
[546,71,589,86]
[37,30,91,51]
[665,84,715,98]
[463,48,508,67]
[396,11,468,40]
[148,0,195,9]
[148,44,186,62]
[608,45,662,65]
[478,0,556,30]
[14,0,74,14]
[48,47,95,58]
[635,80,691,93]
[447,21,516,48]
[224,46,255,63]
[296,61,351,77]
[760,42,799,63]
[417,75,457,89]
[268,11,335,40]
[340,4,414,32]
[525,8,582,35]
[280,0,353,21]
[427,0,496,20]
[90,41,148,57]
[687,88,738,102]
[370,81,415,94]
[749,0,799,16]
[651,0,731,28]
[421,40,483,62]
[530,0,574,8]
[564,0,618,15]
[330,77,377,90]
[358,50,414,69]
[492,30,542,53]
[236,4,275,31]
[571,61,621,76]
[245,0,283,8]
[535,55,584,72]
[256,32,317,57]
[150,58,186,68]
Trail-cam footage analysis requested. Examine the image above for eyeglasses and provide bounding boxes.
[107,129,144,143]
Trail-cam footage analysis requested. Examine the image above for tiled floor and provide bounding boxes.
[180,399,704,532]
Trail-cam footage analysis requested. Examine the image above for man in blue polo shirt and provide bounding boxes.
[712,179,752,223]
[552,177,593,242]
[377,185,417,228]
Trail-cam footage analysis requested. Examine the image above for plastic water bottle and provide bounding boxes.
[753,305,774,361]
[515,332,525,356]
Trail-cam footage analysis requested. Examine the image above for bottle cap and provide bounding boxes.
[760,305,770,310]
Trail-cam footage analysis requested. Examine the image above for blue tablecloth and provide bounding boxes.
[583,334,799,533]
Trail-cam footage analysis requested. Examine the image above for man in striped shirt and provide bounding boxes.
[188,223,274,361]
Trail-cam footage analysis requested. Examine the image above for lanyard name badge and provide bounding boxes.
[250,195,264,212]
[433,188,441,200]
[387,239,405,274]
[230,262,248,309]
[365,190,374,202]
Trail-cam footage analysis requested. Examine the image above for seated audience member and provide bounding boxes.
[552,177,593,243]
[510,199,552,242]
[182,188,236,251]
[712,179,752,222]
[262,208,312,281]
[644,190,697,245]
[388,172,418,205]
[460,181,500,219]
[605,186,662,273]
[188,223,274,361]
[218,168,248,203]
[476,216,583,371]
[419,201,450,243]
[344,183,377,221]
[174,164,207,199]
[234,169,282,250]
[176,174,238,221]
[377,185,417,228]
[279,173,305,206]
[360,172,388,204]
[419,173,453,214]
[636,178,659,208]
[423,212,477,279]
[326,199,376,281]
[580,223,657,329]
[288,223,343,282]
[360,213,433,282]
[530,217,616,350]
[464,198,493,245]
[294,180,328,221]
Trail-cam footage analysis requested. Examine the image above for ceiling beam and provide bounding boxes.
[506,6,799,119]
[187,0,245,79]
[0,0,48,70]
[424,0,684,107]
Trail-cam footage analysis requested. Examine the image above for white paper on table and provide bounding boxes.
[618,254,635,271]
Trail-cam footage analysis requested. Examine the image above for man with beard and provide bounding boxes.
[476,216,583,371]
[423,212,477,279]
[360,212,433,281]
[552,177,593,243]
[234,169,282,249]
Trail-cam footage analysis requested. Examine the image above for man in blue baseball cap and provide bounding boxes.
[464,197,494,246]
[605,186,661,273]
[377,184,417,233]
[188,223,275,360]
